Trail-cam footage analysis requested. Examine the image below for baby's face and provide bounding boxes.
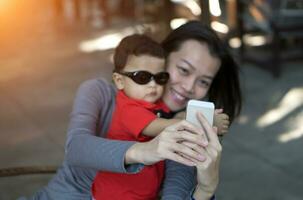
[117,55,166,103]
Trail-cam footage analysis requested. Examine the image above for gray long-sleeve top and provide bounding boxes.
[22,78,195,200]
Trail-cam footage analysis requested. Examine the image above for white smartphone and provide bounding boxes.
[186,100,215,126]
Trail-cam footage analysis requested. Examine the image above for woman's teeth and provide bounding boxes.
[172,89,187,103]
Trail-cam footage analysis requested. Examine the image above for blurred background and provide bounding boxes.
[0,0,303,199]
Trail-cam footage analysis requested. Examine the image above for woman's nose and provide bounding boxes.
[182,78,195,94]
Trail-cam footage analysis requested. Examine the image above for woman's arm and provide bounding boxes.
[193,112,222,200]
[162,113,221,200]
[161,160,196,200]
[65,79,142,173]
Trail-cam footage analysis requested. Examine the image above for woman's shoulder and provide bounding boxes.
[79,78,116,94]
[74,78,117,105]
[81,78,114,89]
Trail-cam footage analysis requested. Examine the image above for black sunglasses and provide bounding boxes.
[116,70,169,85]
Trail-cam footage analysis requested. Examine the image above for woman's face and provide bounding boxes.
[163,39,221,112]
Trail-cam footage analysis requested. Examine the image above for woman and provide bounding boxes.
[23,20,241,200]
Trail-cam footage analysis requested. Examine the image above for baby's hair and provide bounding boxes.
[114,34,165,71]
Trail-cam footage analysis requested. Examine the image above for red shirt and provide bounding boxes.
[92,91,170,200]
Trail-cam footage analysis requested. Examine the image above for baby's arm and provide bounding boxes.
[142,118,181,137]
[150,109,229,136]
[214,108,230,135]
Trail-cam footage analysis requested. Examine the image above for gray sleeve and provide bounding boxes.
[161,160,196,200]
[65,79,142,173]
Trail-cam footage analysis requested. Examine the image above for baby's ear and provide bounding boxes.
[112,72,124,90]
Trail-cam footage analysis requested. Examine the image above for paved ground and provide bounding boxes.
[1,5,303,200]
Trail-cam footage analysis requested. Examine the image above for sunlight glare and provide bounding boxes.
[0,0,9,8]
[257,87,303,128]
[79,33,123,52]
[79,24,157,53]
[278,120,303,143]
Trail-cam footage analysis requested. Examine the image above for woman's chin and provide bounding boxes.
[165,96,187,112]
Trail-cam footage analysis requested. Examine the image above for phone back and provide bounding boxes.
[186,100,215,126]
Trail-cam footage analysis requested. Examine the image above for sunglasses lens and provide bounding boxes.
[121,71,169,85]
[155,72,169,85]
[133,71,152,84]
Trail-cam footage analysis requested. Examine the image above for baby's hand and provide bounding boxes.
[214,109,230,136]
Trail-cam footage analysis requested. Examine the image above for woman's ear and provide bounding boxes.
[112,72,124,90]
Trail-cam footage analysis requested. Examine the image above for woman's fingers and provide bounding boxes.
[164,150,196,166]
[174,129,208,147]
[170,140,206,161]
[167,120,209,146]
[179,141,207,163]
[144,117,221,166]
[196,112,221,148]
[157,137,206,166]
[149,129,205,164]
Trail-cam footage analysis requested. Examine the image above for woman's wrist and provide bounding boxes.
[125,140,161,166]
[192,185,214,200]
[125,142,142,165]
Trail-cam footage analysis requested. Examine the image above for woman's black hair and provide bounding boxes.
[162,20,242,122]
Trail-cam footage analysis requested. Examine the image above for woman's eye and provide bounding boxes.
[177,66,189,75]
[198,80,210,88]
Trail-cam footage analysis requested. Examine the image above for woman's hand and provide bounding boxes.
[125,120,209,166]
[174,111,186,119]
[193,112,222,200]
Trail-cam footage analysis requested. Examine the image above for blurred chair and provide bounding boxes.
[236,0,303,77]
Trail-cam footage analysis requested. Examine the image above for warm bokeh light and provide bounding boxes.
[257,87,303,128]
[0,0,13,14]
[170,18,189,29]
[244,35,267,46]
[0,0,50,52]
[229,37,242,48]
[0,0,9,8]
[170,0,201,16]
[209,0,221,16]
[211,21,229,33]
[0,1,15,29]
[184,0,201,16]
[228,35,267,48]
[170,0,184,3]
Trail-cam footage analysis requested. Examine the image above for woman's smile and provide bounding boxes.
[169,87,189,106]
